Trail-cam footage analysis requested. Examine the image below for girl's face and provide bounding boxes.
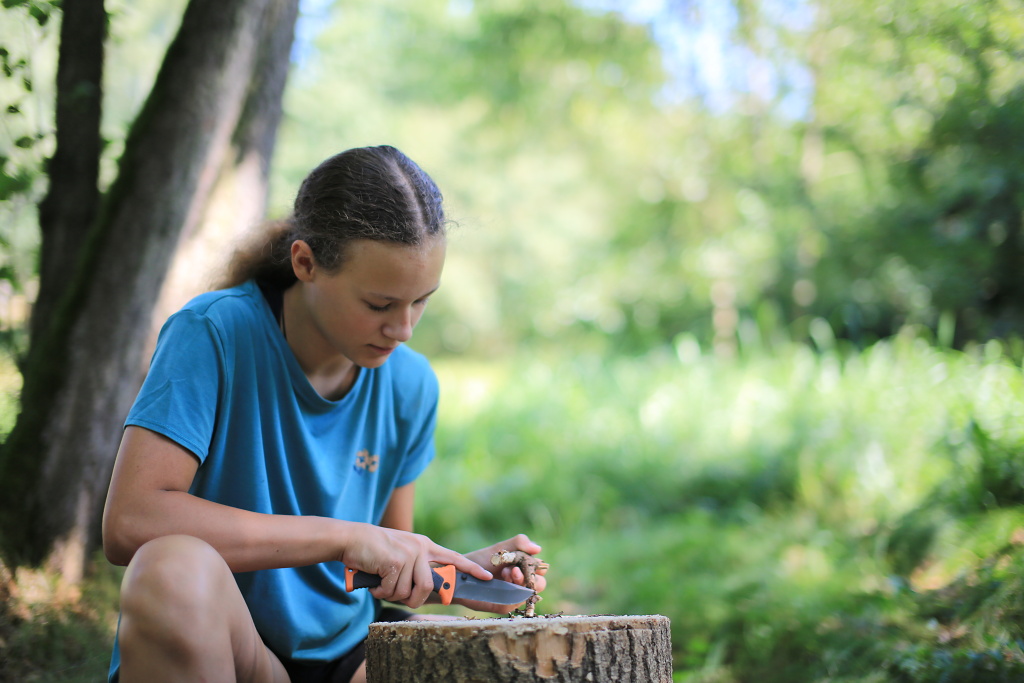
[297,236,446,369]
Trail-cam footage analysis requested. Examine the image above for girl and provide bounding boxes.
[102,145,546,683]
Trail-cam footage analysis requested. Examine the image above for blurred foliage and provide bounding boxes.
[416,332,1024,681]
[267,0,1024,358]
[0,0,58,356]
[794,0,1024,346]
[273,0,671,357]
[4,0,1024,355]
[0,0,185,357]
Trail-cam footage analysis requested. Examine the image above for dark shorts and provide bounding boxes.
[278,607,414,683]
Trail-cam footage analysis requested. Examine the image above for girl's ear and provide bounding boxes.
[291,240,316,282]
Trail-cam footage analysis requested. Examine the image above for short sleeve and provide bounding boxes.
[125,310,224,461]
[392,355,439,488]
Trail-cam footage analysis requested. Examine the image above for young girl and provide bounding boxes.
[102,145,546,683]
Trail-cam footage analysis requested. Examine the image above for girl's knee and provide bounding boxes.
[117,537,258,678]
[120,535,231,626]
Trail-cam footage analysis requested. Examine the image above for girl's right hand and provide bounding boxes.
[340,523,491,608]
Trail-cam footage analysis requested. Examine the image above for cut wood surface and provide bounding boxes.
[366,614,672,683]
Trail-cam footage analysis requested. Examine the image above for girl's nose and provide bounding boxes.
[384,308,414,342]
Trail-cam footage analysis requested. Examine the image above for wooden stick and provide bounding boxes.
[491,550,549,616]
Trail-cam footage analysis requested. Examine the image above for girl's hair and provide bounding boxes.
[220,145,447,289]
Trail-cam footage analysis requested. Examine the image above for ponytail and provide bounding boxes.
[217,218,297,290]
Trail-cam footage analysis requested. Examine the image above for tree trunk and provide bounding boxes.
[0,0,297,582]
[366,615,674,683]
[32,0,105,348]
[148,0,299,357]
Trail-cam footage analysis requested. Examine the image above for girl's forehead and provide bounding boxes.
[340,238,446,292]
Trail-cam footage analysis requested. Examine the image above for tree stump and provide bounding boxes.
[366,614,673,683]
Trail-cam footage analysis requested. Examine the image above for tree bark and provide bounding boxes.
[148,0,299,356]
[366,615,674,683]
[0,0,297,581]
[32,0,105,348]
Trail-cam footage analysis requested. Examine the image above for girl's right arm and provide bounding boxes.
[101,425,489,607]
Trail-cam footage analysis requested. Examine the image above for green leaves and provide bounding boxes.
[279,0,1024,356]
[0,152,35,200]
[0,0,58,27]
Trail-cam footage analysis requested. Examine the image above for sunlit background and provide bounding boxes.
[2,0,1024,680]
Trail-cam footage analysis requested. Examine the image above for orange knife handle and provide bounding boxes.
[345,567,385,592]
[433,564,456,605]
[345,567,363,593]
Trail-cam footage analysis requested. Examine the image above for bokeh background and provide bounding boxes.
[3,0,1024,680]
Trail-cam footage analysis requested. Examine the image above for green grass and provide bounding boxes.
[0,556,122,682]
[0,357,122,682]
[4,333,1024,681]
[417,333,1024,681]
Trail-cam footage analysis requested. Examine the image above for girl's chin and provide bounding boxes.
[361,345,397,364]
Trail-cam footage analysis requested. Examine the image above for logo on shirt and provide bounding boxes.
[354,449,380,475]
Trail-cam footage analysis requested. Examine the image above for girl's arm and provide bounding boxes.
[102,425,490,606]
[379,481,416,532]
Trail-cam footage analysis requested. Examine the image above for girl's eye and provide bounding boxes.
[366,298,429,312]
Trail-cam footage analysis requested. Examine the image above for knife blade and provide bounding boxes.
[344,565,535,606]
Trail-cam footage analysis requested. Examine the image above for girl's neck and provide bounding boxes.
[281,285,358,400]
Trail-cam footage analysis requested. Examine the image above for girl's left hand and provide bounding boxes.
[462,534,547,611]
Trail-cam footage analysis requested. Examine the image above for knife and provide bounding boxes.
[344,565,535,606]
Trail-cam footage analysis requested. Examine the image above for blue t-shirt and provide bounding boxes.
[108,280,438,679]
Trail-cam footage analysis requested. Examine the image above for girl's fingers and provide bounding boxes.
[504,565,546,592]
[369,566,398,601]
[402,560,421,604]
[502,566,524,584]
[508,534,542,555]
[443,548,492,581]
[409,557,435,607]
